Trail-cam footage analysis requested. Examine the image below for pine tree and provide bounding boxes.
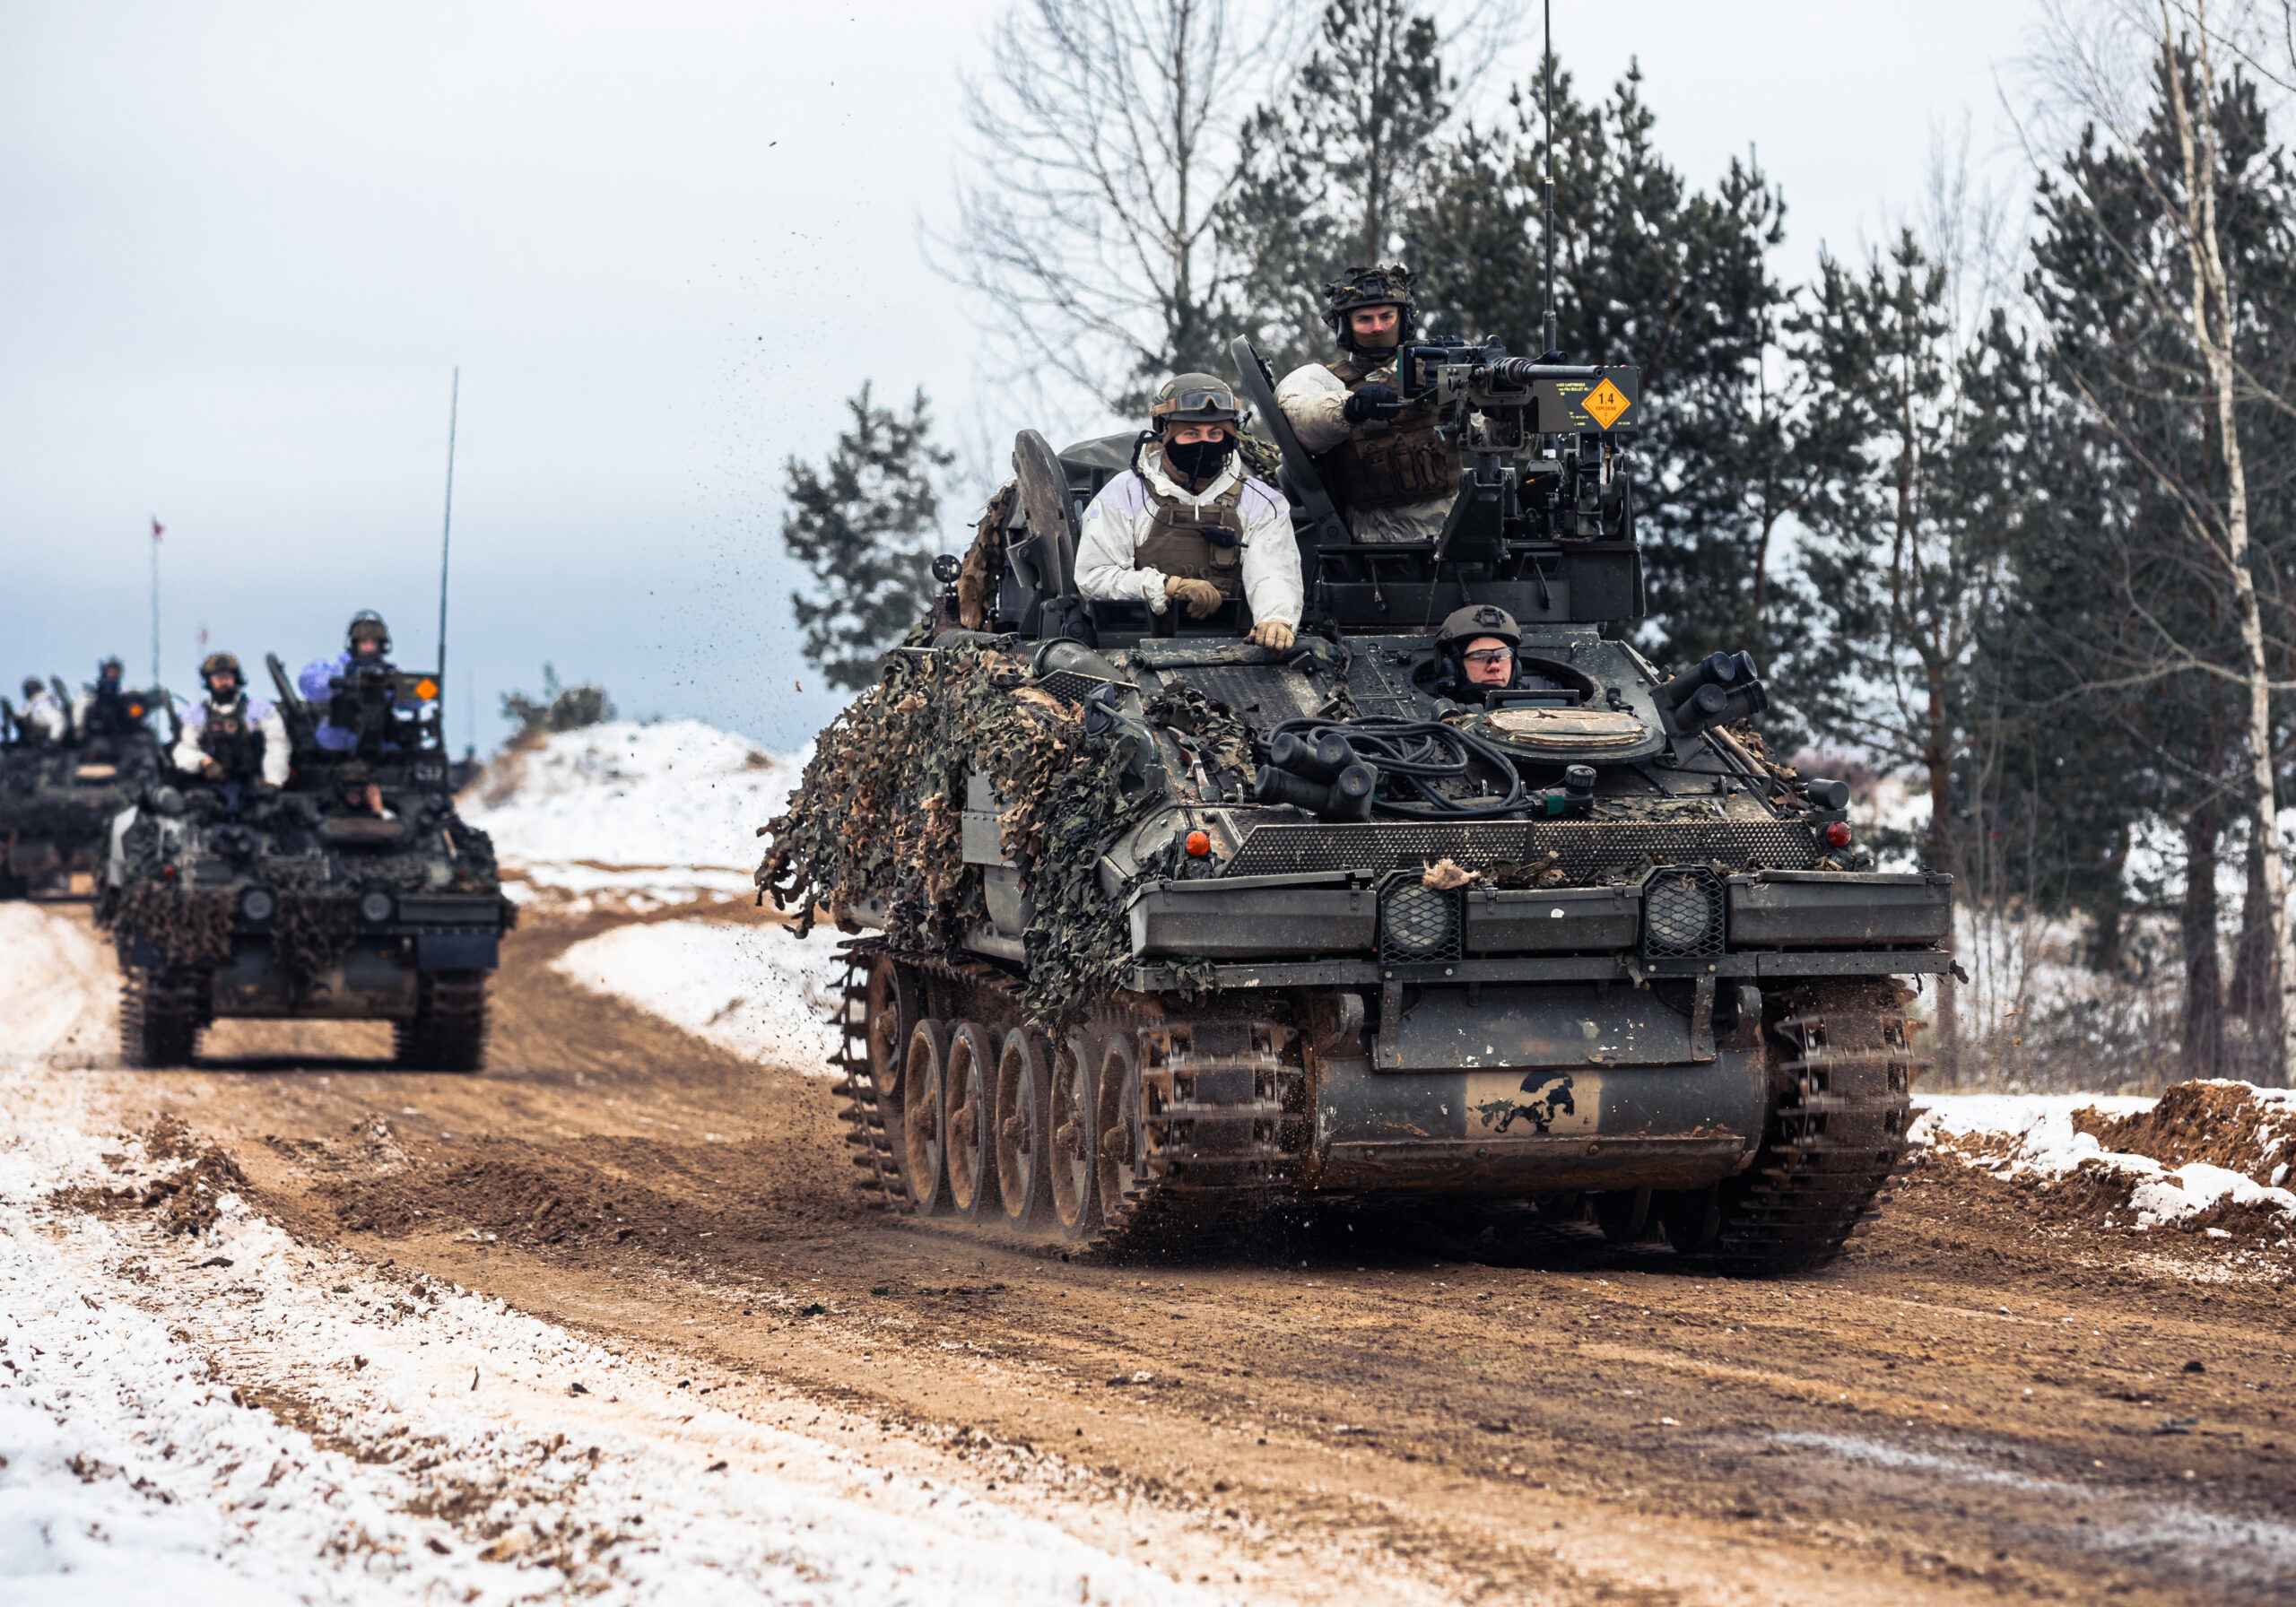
[1219,0,1451,376]
[782,385,955,692]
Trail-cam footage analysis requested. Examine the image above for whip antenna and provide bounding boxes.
[1542,0,1558,357]
[436,368,458,691]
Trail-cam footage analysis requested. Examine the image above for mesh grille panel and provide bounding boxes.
[1223,819,1822,881]
[1379,882,1460,963]
[1642,867,1725,958]
[1031,670,1118,707]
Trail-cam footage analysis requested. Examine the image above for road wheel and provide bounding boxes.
[1590,1188,1653,1243]
[1048,1030,1100,1241]
[944,1021,996,1220]
[395,971,489,1072]
[994,1028,1050,1227]
[1092,1030,1144,1227]
[901,1018,952,1217]
[863,955,912,1186]
[1659,1186,1724,1254]
[119,967,199,1068]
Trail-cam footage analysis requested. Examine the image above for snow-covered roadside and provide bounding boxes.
[0,903,115,1070]
[459,722,806,913]
[1913,1088,2296,1236]
[0,1083,1214,1606]
[551,919,848,1075]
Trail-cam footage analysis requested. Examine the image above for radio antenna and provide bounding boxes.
[1543,0,1561,358]
[436,368,459,692]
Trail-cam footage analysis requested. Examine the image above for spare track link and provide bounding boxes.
[1718,979,1920,1264]
[834,942,1296,1257]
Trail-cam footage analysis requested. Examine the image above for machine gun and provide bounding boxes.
[266,654,320,755]
[1392,341,1642,571]
[327,665,441,764]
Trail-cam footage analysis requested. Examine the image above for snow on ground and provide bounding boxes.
[0,903,115,1070]
[1914,1087,2296,1234]
[459,721,809,911]
[551,919,848,1075]
[0,908,1213,1606]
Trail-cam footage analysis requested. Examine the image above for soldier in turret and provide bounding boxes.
[174,652,289,791]
[16,677,68,744]
[298,610,413,751]
[71,656,139,738]
[1274,264,1456,543]
[1074,375,1301,650]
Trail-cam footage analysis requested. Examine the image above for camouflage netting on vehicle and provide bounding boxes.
[759,643,1173,1028]
[106,883,234,966]
[274,890,359,986]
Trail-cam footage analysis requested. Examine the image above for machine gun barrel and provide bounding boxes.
[265,653,319,753]
[1484,358,1605,387]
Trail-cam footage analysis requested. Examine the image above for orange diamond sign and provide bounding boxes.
[413,677,439,700]
[1582,378,1631,430]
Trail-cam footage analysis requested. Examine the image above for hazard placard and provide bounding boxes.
[1582,378,1631,430]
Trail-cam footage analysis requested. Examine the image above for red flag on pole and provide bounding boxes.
[151,517,163,541]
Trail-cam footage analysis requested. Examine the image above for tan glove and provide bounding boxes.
[198,757,224,780]
[1248,620,1296,651]
[1164,576,1222,619]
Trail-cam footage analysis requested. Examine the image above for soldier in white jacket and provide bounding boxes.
[1074,374,1302,651]
[172,652,290,791]
[1274,263,1455,543]
[16,677,69,743]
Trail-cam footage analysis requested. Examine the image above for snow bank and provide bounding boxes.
[552,917,848,1073]
[459,721,809,910]
[0,1083,1213,1605]
[0,903,114,1069]
[1913,1085,2296,1236]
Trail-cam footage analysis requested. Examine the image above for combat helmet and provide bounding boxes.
[346,611,391,654]
[1324,264,1417,352]
[1437,604,1522,648]
[1147,373,1245,433]
[20,676,41,699]
[200,651,244,686]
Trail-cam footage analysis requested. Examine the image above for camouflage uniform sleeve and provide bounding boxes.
[1074,473,1168,612]
[1238,482,1302,628]
[1275,363,1351,454]
[254,701,291,786]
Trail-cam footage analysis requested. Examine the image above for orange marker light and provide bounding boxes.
[1824,821,1853,848]
[413,678,439,700]
[1185,830,1213,857]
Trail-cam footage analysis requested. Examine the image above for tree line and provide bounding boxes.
[781,0,2296,1090]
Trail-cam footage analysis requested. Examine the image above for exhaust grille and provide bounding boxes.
[1378,879,1460,964]
[1223,819,1822,882]
[1642,866,1726,959]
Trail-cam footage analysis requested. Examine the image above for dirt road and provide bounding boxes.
[40,904,2296,1604]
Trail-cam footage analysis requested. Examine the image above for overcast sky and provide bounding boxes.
[0,0,2053,757]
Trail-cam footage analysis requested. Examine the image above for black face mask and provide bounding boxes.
[1162,435,1234,482]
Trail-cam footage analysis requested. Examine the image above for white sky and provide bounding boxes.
[0,0,2054,755]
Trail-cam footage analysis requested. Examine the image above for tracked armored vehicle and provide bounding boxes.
[0,678,169,899]
[761,337,1949,1265]
[99,655,512,1069]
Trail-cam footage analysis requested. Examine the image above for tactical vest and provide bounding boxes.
[83,687,133,737]
[1133,459,1247,600]
[200,698,265,779]
[1328,358,1457,511]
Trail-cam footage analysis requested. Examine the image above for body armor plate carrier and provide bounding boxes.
[199,698,265,779]
[1134,464,1247,600]
[1328,358,1457,511]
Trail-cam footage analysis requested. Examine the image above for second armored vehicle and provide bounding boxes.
[0,674,169,899]
[100,654,514,1069]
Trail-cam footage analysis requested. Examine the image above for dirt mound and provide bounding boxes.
[53,1116,251,1236]
[2074,1080,2296,1184]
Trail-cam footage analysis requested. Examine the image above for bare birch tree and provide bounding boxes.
[939,0,1274,414]
[2028,0,2296,1077]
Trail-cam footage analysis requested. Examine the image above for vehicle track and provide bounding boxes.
[39,904,2296,1605]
